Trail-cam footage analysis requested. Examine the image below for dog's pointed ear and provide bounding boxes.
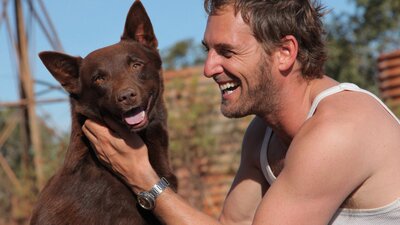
[38,51,82,95]
[121,0,158,49]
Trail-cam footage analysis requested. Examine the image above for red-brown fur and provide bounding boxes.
[30,1,177,224]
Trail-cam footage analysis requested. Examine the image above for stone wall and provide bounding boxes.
[164,67,252,217]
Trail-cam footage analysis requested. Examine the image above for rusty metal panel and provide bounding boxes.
[378,50,400,106]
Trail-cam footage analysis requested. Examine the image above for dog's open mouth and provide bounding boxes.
[123,107,148,128]
[122,95,153,130]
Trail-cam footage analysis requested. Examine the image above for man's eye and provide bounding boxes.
[201,41,209,53]
[219,49,234,58]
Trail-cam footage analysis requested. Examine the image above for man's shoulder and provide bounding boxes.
[288,88,394,180]
[287,88,400,209]
[289,90,379,169]
[305,87,399,143]
[293,104,367,162]
[311,88,388,125]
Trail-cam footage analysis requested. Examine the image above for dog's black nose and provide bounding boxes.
[117,88,137,104]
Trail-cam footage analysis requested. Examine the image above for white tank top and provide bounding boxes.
[259,83,400,224]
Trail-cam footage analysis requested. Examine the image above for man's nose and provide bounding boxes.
[203,50,223,78]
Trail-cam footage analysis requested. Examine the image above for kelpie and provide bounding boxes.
[30,1,177,224]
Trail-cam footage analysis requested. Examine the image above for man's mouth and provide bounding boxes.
[219,81,240,96]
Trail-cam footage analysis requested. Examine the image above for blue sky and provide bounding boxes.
[0,0,354,132]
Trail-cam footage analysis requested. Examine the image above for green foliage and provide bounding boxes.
[324,0,400,91]
[162,38,206,70]
[352,0,400,50]
[0,108,69,224]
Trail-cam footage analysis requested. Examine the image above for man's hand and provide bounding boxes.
[82,117,159,193]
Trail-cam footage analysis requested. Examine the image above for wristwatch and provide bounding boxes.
[137,177,170,210]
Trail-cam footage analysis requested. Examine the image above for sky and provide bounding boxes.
[0,0,355,133]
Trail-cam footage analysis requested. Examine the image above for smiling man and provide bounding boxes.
[83,0,400,224]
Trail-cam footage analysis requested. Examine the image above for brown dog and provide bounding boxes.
[30,1,177,224]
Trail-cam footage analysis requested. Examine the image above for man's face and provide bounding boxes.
[202,6,279,118]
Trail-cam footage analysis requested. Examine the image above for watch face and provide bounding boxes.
[137,192,155,210]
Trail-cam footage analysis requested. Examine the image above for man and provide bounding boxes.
[82,0,400,224]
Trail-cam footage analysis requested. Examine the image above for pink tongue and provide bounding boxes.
[124,110,145,125]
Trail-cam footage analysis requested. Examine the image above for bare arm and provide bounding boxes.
[252,118,372,225]
[82,95,390,224]
[83,116,269,225]
[84,116,364,225]
[219,117,269,225]
[83,118,220,225]
[85,115,367,225]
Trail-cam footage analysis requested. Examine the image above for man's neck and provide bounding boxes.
[259,75,338,145]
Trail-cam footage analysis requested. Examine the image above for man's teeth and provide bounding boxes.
[219,82,238,92]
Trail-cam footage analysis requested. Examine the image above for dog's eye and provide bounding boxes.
[92,73,106,84]
[130,62,143,70]
[127,55,145,70]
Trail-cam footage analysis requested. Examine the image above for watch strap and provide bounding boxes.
[137,177,170,210]
[149,177,170,198]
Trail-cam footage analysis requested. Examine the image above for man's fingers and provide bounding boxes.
[83,119,119,155]
[83,117,145,153]
[82,124,98,143]
[102,116,146,149]
[84,119,108,134]
[82,123,107,158]
[84,119,121,140]
[103,116,129,139]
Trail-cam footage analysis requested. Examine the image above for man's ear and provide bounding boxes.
[38,51,82,95]
[277,35,298,72]
[121,0,158,49]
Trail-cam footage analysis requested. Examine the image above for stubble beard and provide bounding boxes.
[221,58,280,119]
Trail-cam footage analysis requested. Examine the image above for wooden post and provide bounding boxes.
[15,0,44,190]
[0,112,22,191]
